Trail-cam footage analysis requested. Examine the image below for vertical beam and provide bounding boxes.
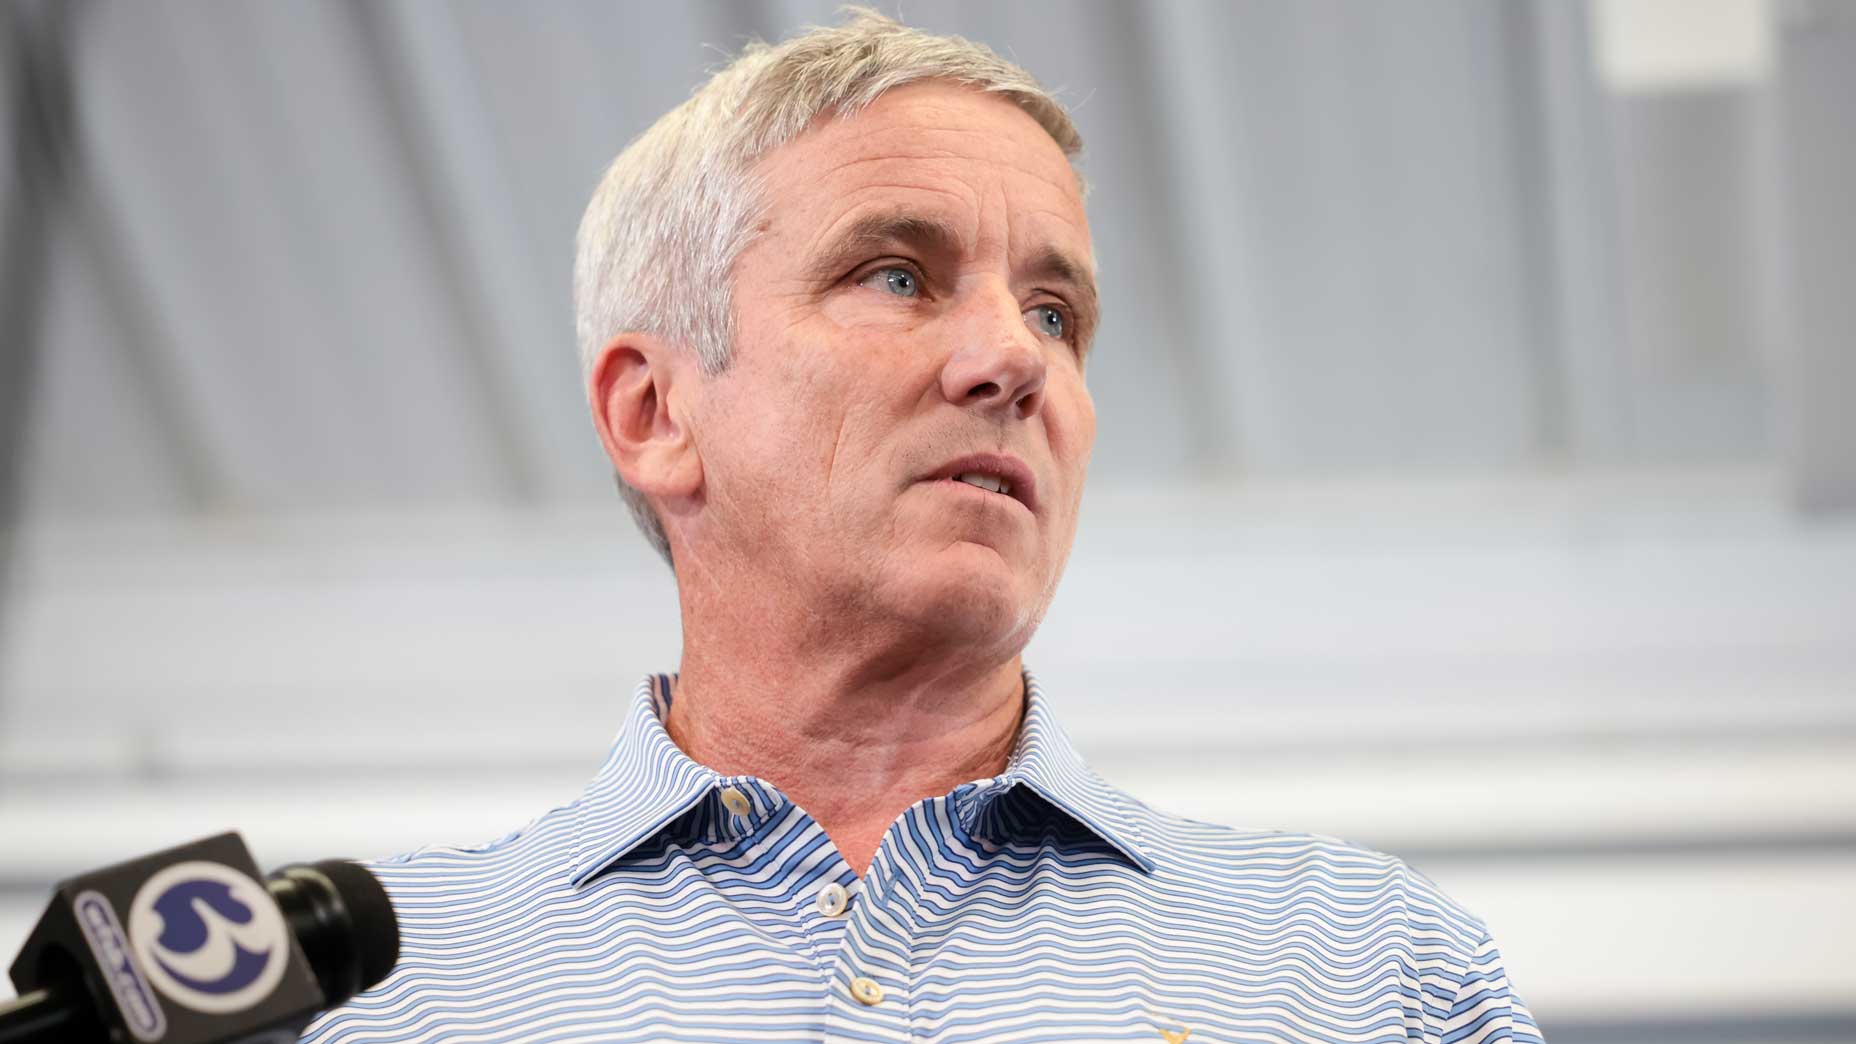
[1135,0,1267,474]
[1769,4,1856,513]
[0,1,76,559]
[0,0,73,655]
[1501,1,1574,461]
[343,1,542,504]
[1528,0,1631,462]
[3,0,220,535]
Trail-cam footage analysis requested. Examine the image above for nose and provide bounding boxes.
[938,291,1047,421]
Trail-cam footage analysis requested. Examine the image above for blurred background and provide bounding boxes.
[2,0,1853,1040]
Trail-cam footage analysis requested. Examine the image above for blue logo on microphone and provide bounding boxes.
[128,861,291,1014]
[148,879,271,993]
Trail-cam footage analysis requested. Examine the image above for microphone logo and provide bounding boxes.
[73,889,167,1041]
[128,861,291,1014]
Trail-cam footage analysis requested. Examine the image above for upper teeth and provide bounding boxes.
[956,472,1012,496]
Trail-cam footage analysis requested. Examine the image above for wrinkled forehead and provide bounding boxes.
[748,83,1093,269]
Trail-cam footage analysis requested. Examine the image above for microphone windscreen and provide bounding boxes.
[311,860,400,993]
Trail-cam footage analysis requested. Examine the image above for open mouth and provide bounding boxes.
[924,454,1037,512]
[952,471,1013,497]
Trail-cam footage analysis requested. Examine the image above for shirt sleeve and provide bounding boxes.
[1442,929,1546,1044]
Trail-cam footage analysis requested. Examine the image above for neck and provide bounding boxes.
[667,604,1027,876]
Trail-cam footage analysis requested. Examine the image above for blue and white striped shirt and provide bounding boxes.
[305,673,1542,1043]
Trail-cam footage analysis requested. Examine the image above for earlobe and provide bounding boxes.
[588,334,703,501]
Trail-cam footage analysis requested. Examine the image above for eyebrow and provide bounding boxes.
[804,209,1101,346]
[803,212,964,285]
[1025,246,1100,346]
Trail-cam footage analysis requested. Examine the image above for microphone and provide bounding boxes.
[0,832,399,1044]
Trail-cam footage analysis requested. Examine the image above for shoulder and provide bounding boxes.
[360,799,578,900]
[1126,811,1546,1043]
[300,803,581,1043]
[1120,791,1493,953]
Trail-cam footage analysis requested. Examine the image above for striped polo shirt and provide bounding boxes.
[304,672,1542,1044]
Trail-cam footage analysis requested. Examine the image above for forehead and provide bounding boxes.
[749,82,1091,262]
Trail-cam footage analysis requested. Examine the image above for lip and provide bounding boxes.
[921,453,1039,513]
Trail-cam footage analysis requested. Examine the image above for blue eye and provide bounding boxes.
[1027,304,1065,340]
[861,266,919,297]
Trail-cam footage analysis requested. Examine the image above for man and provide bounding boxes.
[308,12,1541,1044]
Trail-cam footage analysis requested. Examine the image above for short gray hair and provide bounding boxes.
[572,7,1082,566]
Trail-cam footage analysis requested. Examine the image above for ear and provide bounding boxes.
[587,332,703,506]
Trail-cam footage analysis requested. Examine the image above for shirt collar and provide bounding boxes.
[568,670,1154,887]
[989,672,1155,872]
[568,674,715,887]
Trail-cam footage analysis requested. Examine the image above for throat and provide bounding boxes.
[662,659,1027,875]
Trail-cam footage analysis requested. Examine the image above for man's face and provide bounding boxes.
[688,82,1098,653]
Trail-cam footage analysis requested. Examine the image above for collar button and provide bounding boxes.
[719,786,752,817]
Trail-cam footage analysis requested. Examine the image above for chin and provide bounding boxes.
[884,542,1044,649]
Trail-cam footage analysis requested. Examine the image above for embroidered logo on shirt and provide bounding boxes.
[1150,1007,1192,1043]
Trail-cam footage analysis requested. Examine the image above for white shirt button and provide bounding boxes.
[719,786,752,817]
[849,976,885,1006]
[816,881,849,917]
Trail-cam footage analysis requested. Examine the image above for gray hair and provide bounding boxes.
[572,7,1082,566]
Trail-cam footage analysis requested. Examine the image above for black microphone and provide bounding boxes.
[0,832,399,1044]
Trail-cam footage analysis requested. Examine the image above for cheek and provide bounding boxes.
[1049,373,1096,468]
[720,335,885,520]
[1043,378,1095,552]
[696,359,824,518]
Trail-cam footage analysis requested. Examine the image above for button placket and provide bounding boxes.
[820,808,923,1042]
[778,830,860,984]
